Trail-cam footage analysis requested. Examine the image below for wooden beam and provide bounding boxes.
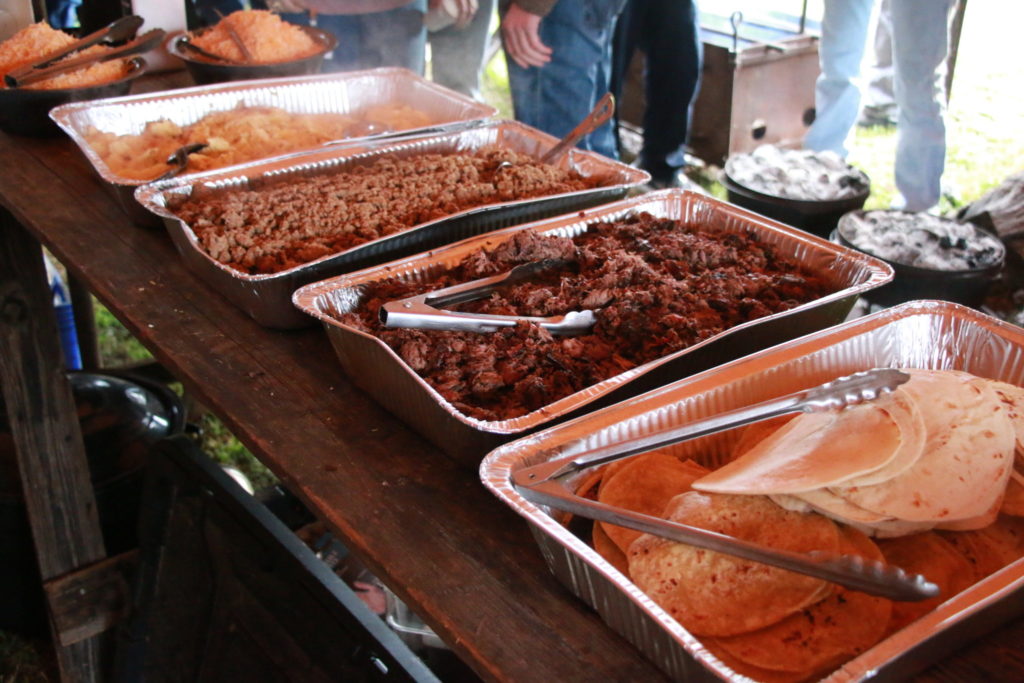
[44,550,138,647]
[0,208,108,681]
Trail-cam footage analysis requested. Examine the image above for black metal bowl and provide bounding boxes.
[1,57,146,138]
[721,162,870,239]
[832,210,1005,308]
[168,26,337,86]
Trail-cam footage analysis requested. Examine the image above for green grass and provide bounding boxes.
[94,298,275,491]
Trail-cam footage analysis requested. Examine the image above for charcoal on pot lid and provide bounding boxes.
[726,145,870,201]
[839,210,1004,271]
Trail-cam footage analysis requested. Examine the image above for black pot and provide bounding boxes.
[167,26,337,86]
[0,58,146,138]
[0,371,185,635]
[832,211,1006,308]
[721,171,870,239]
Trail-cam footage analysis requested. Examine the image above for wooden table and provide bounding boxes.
[1,108,1023,683]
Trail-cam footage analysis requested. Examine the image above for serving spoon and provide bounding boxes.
[495,92,616,174]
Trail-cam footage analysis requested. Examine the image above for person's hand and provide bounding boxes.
[501,2,552,68]
[267,0,308,11]
[430,0,479,29]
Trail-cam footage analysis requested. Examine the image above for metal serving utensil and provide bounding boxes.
[513,368,941,602]
[380,259,597,335]
[177,36,243,64]
[4,15,144,86]
[540,92,616,165]
[154,143,209,182]
[6,29,166,88]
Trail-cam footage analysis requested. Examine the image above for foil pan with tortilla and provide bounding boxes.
[293,189,892,463]
[481,300,1024,681]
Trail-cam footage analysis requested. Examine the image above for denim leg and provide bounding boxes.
[890,0,954,211]
[429,0,497,99]
[506,0,624,158]
[280,2,426,74]
[635,0,702,179]
[804,0,874,157]
[863,0,895,111]
[359,2,428,74]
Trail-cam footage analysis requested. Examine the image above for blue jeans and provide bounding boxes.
[429,0,497,100]
[506,0,627,159]
[805,0,955,211]
[281,1,427,75]
[611,0,702,181]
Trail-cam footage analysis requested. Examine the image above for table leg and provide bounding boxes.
[0,207,107,681]
[67,273,101,371]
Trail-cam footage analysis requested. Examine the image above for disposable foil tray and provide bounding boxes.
[292,189,892,464]
[480,300,1024,682]
[49,67,497,226]
[135,119,648,328]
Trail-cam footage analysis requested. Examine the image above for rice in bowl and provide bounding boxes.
[0,22,128,90]
[189,10,323,64]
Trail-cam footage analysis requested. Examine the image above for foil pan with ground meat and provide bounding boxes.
[135,119,649,328]
[50,67,498,226]
[292,189,892,463]
[481,300,1024,682]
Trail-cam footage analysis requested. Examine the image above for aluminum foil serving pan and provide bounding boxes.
[480,300,1024,682]
[136,119,649,329]
[48,67,497,225]
[292,189,892,464]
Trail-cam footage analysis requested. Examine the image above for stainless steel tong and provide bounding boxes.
[5,15,143,86]
[6,18,163,88]
[513,368,941,602]
[380,259,596,335]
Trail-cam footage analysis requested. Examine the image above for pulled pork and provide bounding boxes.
[342,212,835,421]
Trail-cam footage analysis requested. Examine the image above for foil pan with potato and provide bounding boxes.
[49,67,498,224]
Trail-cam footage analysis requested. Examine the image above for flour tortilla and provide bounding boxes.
[1002,470,1024,517]
[627,492,839,637]
[597,453,708,554]
[775,490,937,538]
[693,392,910,495]
[978,377,1024,462]
[876,532,976,635]
[832,373,1015,522]
[708,526,891,676]
[825,390,926,487]
[591,520,629,576]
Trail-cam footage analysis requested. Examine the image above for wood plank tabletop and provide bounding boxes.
[1,96,1022,682]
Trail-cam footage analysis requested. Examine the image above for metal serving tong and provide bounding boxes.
[5,25,165,88]
[380,259,596,335]
[512,368,941,602]
[5,15,143,86]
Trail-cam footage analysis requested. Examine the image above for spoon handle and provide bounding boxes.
[540,92,616,165]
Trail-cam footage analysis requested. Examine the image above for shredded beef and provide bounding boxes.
[172,146,602,275]
[340,212,836,421]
